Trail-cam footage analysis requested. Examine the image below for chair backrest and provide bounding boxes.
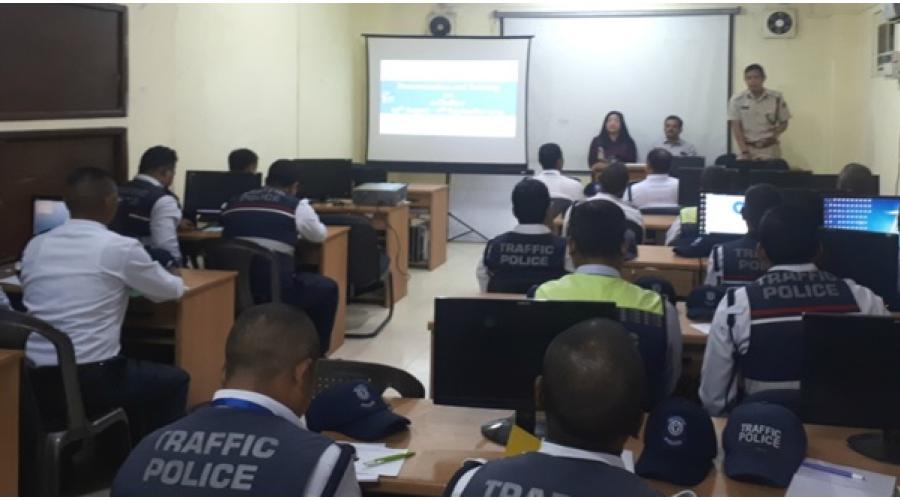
[0,310,89,436]
[317,214,384,289]
[546,198,573,225]
[314,359,425,398]
[202,238,281,314]
[625,220,644,245]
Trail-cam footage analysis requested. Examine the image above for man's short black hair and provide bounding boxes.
[542,318,645,448]
[837,163,876,195]
[664,115,683,128]
[64,167,117,215]
[229,148,258,172]
[138,146,178,175]
[699,166,733,193]
[225,303,320,381]
[646,148,673,174]
[743,183,783,231]
[599,162,629,198]
[538,143,563,170]
[568,199,626,259]
[759,204,819,265]
[265,160,297,188]
[744,63,766,78]
[513,178,551,224]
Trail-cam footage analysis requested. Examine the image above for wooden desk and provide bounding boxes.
[624,245,706,298]
[590,162,648,183]
[296,226,350,353]
[407,184,449,270]
[313,202,408,305]
[0,350,22,496]
[337,398,900,496]
[644,214,677,232]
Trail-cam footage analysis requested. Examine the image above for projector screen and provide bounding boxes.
[366,36,531,172]
[502,13,732,170]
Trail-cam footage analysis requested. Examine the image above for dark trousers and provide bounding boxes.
[31,356,189,441]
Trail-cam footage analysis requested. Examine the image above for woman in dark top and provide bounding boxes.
[587,111,638,166]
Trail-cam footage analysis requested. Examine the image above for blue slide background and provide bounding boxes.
[381,81,517,116]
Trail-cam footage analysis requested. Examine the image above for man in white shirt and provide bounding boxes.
[222,160,337,353]
[562,162,644,234]
[445,319,658,496]
[531,143,584,202]
[626,148,679,209]
[112,304,360,496]
[654,115,698,157]
[23,167,187,438]
[112,146,188,266]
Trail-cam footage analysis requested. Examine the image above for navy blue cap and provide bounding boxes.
[723,402,807,487]
[634,276,677,305]
[686,286,725,321]
[305,381,410,441]
[636,397,717,486]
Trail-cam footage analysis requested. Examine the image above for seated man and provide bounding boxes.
[626,148,679,209]
[699,205,889,415]
[23,168,187,438]
[446,318,657,496]
[531,143,584,202]
[836,162,876,195]
[112,304,360,496]
[229,148,259,174]
[654,115,698,157]
[562,162,643,233]
[221,160,338,353]
[705,184,782,288]
[535,200,682,400]
[477,179,567,293]
[113,146,186,266]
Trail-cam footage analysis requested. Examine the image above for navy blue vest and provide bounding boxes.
[619,307,669,408]
[715,235,766,287]
[456,453,658,497]
[111,405,348,496]
[483,231,567,294]
[221,187,301,249]
[113,178,174,238]
[740,269,859,383]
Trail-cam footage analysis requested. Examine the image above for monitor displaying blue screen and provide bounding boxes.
[33,198,70,235]
[822,197,900,235]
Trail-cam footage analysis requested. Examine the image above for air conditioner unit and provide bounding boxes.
[763,8,797,39]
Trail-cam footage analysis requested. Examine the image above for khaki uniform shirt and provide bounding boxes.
[727,89,791,143]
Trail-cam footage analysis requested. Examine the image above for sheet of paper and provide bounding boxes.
[340,442,409,483]
[690,322,712,335]
[787,458,897,496]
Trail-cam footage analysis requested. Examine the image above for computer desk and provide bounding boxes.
[551,214,677,243]
[332,398,900,496]
[0,350,21,495]
[624,245,706,298]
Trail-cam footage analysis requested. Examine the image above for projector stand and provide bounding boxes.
[445,173,489,242]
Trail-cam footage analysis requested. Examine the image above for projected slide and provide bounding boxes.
[823,197,900,234]
[379,60,519,138]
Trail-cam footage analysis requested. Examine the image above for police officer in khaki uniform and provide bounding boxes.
[728,64,791,160]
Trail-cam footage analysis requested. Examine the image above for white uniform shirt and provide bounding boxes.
[135,174,183,263]
[239,197,328,256]
[704,246,726,287]
[476,224,554,292]
[22,219,185,366]
[448,440,629,496]
[212,389,361,496]
[699,263,888,416]
[532,170,585,202]
[562,192,644,234]
[654,138,698,157]
[626,174,680,209]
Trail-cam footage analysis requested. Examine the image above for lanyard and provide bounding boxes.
[212,398,275,416]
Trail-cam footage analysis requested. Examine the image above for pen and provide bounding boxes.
[364,451,416,467]
[801,461,865,480]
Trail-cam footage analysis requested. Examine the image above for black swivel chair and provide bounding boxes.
[314,359,425,398]
[202,238,282,315]
[0,310,131,496]
[625,220,645,245]
[318,214,393,338]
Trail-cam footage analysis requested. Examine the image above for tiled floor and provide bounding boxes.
[332,241,485,392]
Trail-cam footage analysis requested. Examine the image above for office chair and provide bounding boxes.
[202,238,282,315]
[314,359,425,398]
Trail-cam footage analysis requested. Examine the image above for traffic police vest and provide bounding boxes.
[483,232,567,294]
[714,235,766,287]
[113,178,175,238]
[454,453,658,497]
[111,404,351,496]
[221,187,301,250]
[737,269,859,390]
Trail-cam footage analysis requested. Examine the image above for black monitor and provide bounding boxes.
[801,313,900,464]
[32,196,69,235]
[730,159,789,171]
[737,169,813,190]
[819,228,900,310]
[809,173,880,195]
[184,171,262,222]
[290,159,353,201]
[351,164,387,186]
[670,156,705,174]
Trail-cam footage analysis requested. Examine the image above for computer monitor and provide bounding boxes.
[183,171,262,222]
[290,159,353,201]
[730,159,789,171]
[736,169,813,191]
[670,156,705,174]
[698,192,747,236]
[819,228,899,310]
[809,173,880,195]
[675,167,704,207]
[822,196,900,234]
[32,197,70,235]
[801,313,900,465]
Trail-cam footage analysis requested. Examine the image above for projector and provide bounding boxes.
[352,182,408,206]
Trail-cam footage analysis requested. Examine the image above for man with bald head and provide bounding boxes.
[22,167,187,438]
[446,318,658,496]
[113,304,359,496]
